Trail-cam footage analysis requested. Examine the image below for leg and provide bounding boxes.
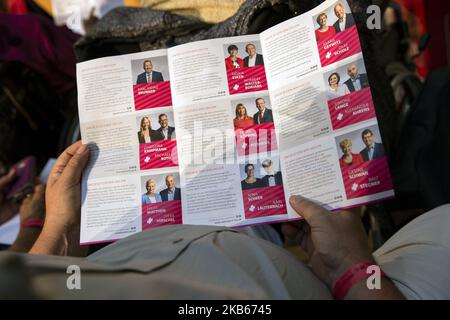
[234,224,283,246]
[374,204,450,299]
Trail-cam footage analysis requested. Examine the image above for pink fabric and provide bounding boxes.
[0,13,80,93]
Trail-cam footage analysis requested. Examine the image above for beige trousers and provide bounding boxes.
[0,205,449,299]
[373,204,450,299]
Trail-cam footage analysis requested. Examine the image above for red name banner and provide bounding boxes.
[142,200,182,230]
[235,123,277,156]
[328,88,376,130]
[139,140,178,170]
[133,81,173,110]
[318,26,362,67]
[242,185,287,219]
[227,65,268,95]
[341,157,393,200]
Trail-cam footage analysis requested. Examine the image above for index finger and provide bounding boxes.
[47,141,83,187]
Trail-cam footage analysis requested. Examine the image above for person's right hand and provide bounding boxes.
[282,196,374,289]
[44,141,90,233]
[30,141,89,256]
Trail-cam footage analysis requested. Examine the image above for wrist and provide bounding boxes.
[41,219,79,240]
[333,260,383,300]
[43,212,79,235]
[20,218,44,229]
[330,255,376,289]
[17,226,42,239]
[31,223,81,256]
[9,227,42,253]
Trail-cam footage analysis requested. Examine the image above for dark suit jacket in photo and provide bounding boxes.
[261,172,283,187]
[136,71,164,84]
[157,126,175,140]
[137,130,164,144]
[253,108,273,125]
[360,143,385,162]
[243,54,264,67]
[160,187,181,202]
[333,14,356,33]
[344,73,369,92]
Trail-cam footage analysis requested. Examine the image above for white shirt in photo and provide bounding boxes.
[248,55,256,67]
[339,15,346,31]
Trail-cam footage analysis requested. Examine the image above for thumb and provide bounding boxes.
[289,195,329,227]
[60,144,90,185]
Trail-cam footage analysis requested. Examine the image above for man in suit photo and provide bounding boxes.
[333,2,355,33]
[261,159,283,187]
[160,175,181,202]
[359,129,385,162]
[136,60,164,84]
[344,64,369,92]
[253,98,274,125]
[243,43,264,67]
[157,114,176,140]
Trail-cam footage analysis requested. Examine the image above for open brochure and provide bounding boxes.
[77,0,394,244]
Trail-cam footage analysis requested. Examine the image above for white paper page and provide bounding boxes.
[77,0,395,243]
[260,0,394,217]
[77,50,183,244]
[169,35,290,227]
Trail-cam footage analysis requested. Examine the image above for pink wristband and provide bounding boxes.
[21,218,44,228]
[333,261,387,300]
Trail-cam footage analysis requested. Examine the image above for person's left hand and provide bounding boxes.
[8,184,46,253]
[18,184,45,223]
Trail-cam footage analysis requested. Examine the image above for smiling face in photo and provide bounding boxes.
[159,114,169,128]
[144,61,153,73]
[165,175,176,189]
[246,44,257,57]
[256,98,266,112]
[363,132,374,148]
[146,180,156,193]
[334,4,345,20]
[347,64,359,79]
[319,14,327,27]
[246,164,256,178]
[141,117,151,130]
[329,74,339,86]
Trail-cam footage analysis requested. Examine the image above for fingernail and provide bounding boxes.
[77,144,87,154]
[290,195,304,204]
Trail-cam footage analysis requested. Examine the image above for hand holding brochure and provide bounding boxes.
[77,0,394,244]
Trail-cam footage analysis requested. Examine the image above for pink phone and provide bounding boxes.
[5,156,36,202]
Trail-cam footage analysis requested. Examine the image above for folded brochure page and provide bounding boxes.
[77,0,394,244]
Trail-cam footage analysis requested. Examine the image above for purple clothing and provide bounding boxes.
[0,13,80,93]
